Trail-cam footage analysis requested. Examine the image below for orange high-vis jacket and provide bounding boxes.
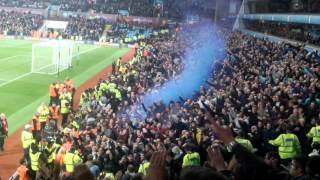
[49,84,58,97]
[49,106,60,120]
[17,165,29,180]
[32,116,40,131]
[55,154,65,165]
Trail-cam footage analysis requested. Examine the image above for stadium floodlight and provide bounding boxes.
[31,40,74,75]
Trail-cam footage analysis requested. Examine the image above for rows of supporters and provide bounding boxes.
[0,11,105,41]
[0,10,43,36]
[17,28,320,180]
[63,15,106,41]
[0,11,166,42]
[0,0,157,17]
[0,0,214,18]
[62,16,169,42]
[63,16,166,42]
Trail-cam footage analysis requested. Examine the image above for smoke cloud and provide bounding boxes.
[143,22,226,107]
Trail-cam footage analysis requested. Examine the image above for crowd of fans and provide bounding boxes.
[63,15,106,41]
[13,24,320,180]
[63,15,167,42]
[0,0,215,19]
[0,10,43,36]
[0,11,164,42]
[0,0,46,8]
[0,0,157,17]
[92,0,156,17]
[105,18,168,44]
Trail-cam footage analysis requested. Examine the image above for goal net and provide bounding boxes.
[32,40,74,75]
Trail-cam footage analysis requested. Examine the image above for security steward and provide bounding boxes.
[21,124,33,161]
[307,120,320,151]
[49,103,60,129]
[138,153,151,176]
[32,113,41,135]
[45,138,61,171]
[29,143,47,180]
[49,81,59,106]
[269,124,301,165]
[235,131,256,153]
[99,164,115,180]
[38,103,49,133]
[60,97,70,127]
[182,143,200,168]
[63,146,82,174]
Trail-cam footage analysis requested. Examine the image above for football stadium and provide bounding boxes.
[0,0,320,180]
[0,40,129,134]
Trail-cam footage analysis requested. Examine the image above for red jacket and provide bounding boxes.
[1,117,8,136]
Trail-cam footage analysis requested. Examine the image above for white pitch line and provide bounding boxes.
[73,46,100,58]
[0,55,22,63]
[0,54,32,65]
[0,72,31,87]
[0,46,101,88]
[0,41,33,48]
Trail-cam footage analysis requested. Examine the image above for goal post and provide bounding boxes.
[31,40,74,75]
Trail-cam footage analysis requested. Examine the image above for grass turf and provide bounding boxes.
[0,39,129,134]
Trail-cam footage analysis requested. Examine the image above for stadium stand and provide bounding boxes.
[1,0,320,180]
[0,0,157,17]
[0,11,166,42]
[9,25,320,180]
[0,0,215,18]
[63,15,106,41]
[0,10,43,36]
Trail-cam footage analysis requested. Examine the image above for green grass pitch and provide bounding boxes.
[0,39,129,134]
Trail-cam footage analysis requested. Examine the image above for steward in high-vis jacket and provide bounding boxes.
[60,98,70,127]
[138,153,152,176]
[235,131,256,153]
[63,147,82,173]
[182,143,200,168]
[29,143,47,180]
[21,124,33,161]
[307,120,320,150]
[269,125,301,160]
[38,103,49,133]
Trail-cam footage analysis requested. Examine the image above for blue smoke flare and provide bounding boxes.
[143,23,226,107]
